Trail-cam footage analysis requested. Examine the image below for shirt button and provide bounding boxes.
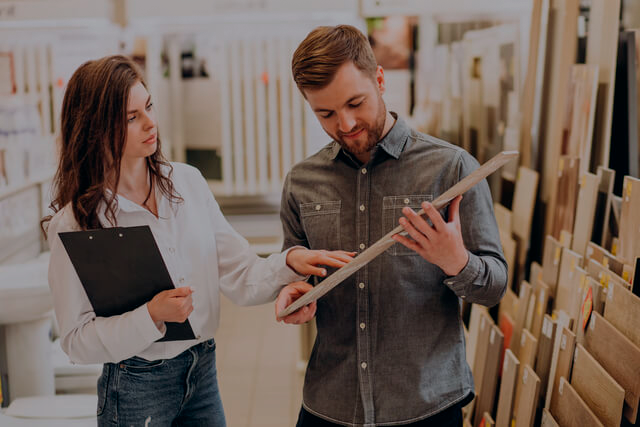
[315,204,321,211]
[361,362,367,369]
[360,323,366,330]
[359,204,365,212]
[359,282,365,289]
[404,198,410,204]
[359,243,365,250]
[361,168,367,175]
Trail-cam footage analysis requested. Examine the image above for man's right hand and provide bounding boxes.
[147,287,194,324]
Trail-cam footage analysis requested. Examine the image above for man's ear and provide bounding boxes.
[376,65,385,95]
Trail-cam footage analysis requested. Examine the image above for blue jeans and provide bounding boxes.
[97,339,226,426]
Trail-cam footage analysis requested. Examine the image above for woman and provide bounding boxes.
[43,55,350,426]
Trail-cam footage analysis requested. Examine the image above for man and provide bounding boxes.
[276,25,507,427]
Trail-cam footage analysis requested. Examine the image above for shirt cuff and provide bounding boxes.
[277,246,310,283]
[133,304,166,342]
[443,251,481,296]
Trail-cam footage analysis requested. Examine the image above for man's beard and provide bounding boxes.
[333,98,387,156]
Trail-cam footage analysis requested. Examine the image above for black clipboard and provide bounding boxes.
[58,225,196,342]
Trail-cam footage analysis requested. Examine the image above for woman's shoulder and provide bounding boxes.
[164,162,205,184]
[47,203,81,239]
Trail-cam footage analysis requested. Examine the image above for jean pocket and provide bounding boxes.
[300,201,341,250]
[382,194,433,256]
[119,356,165,373]
[96,364,111,417]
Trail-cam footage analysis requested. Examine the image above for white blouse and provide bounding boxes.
[47,162,302,364]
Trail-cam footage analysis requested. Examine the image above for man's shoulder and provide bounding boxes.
[290,141,337,173]
[406,128,466,160]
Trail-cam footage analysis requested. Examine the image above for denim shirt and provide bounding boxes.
[280,115,507,426]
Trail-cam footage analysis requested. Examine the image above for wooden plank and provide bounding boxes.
[571,343,625,427]
[481,412,495,427]
[541,408,560,427]
[498,288,518,338]
[512,330,538,423]
[494,203,512,235]
[559,230,572,249]
[604,280,640,347]
[510,281,532,358]
[584,312,640,423]
[467,304,489,368]
[542,235,564,297]
[554,247,584,324]
[545,326,576,409]
[279,151,519,317]
[585,0,622,170]
[586,258,629,298]
[551,156,580,240]
[500,231,517,290]
[512,166,539,244]
[535,315,557,404]
[571,171,600,257]
[473,311,494,395]
[514,365,540,427]
[619,176,640,265]
[550,377,604,427]
[496,349,520,427]
[474,324,504,427]
[530,278,550,339]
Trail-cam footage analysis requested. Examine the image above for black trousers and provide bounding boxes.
[296,400,465,427]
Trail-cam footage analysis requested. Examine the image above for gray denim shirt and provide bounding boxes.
[280,115,507,426]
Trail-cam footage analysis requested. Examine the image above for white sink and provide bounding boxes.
[0,252,55,401]
[0,252,52,324]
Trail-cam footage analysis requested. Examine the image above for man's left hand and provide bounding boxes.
[392,195,469,276]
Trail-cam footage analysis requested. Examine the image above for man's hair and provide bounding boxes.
[292,25,377,94]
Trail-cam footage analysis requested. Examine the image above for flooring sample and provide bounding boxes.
[500,230,517,290]
[513,365,540,427]
[535,315,556,404]
[474,324,504,427]
[571,171,600,257]
[584,312,640,423]
[279,151,519,317]
[510,281,532,359]
[618,176,640,265]
[512,166,539,244]
[551,156,580,240]
[467,305,489,368]
[542,235,563,297]
[550,377,604,427]
[494,203,513,235]
[530,278,550,340]
[496,349,520,427]
[498,288,518,329]
[554,248,585,325]
[604,280,640,347]
[571,343,624,427]
[585,0,621,170]
[473,311,494,394]
[541,408,559,427]
[545,326,576,409]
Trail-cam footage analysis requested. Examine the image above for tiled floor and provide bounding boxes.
[215,294,305,426]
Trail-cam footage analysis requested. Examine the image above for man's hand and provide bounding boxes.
[286,248,355,277]
[392,195,469,276]
[147,287,194,324]
[275,282,317,324]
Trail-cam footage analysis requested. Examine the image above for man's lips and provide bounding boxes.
[342,128,364,139]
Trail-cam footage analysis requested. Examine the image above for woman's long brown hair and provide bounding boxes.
[41,55,182,235]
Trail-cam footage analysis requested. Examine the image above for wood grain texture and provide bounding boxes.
[514,365,540,427]
[474,323,504,427]
[541,408,560,427]
[585,0,622,170]
[545,326,576,409]
[467,304,489,368]
[279,151,519,317]
[542,235,563,297]
[592,166,615,247]
[494,203,512,235]
[535,315,557,404]
[510,281,532,359]
[550,377,604,427]
[551,156,580,240]
[555,246,586,328]
[498,288,518,331]
[500,231,517,290]
[530,278,550,340]
[604,280,640,347]
[571,171,600,257]
[584,312,640,423]
[571,344,624,427]
[496,349,520,427]
[473,311,494,394]
[512,167,539,243]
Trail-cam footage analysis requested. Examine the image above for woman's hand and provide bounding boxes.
[147,287,194,325]
[275,281,316,324]
[286,248,355,277]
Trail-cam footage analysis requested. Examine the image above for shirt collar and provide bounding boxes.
[328,112,410,161]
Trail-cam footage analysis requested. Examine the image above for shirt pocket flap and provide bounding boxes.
[382,195,433,209]
[300,200,341,217]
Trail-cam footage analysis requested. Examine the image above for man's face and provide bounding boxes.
[304,62,387,158]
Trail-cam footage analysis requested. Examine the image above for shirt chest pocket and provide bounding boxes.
[300,201,341,251]
[383,194,433,256]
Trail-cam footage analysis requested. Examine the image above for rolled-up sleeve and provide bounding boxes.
[443,151,508,307]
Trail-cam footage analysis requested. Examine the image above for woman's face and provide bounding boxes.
[123,81,157,160]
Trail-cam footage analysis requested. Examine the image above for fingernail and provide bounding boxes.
[322,269,327,276]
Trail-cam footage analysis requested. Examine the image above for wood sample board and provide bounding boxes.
[542,235,563,296]
[619,176,640,265]
[551,156,580,240]
[535,315,557,403]
[545,325,576,409]
[571,343,624,427]
[496,349,520,427]
[474,324,504,427]
[550,377,604,427]
[584,312,640,422]
[603,280,640,348]
[571,171,600,257]
[513,365,540,427]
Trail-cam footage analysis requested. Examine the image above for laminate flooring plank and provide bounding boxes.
[603,280,640,348]
[551,156,580,240]
[514,365,540,427]
[619,176,640,265]
[542,235,563,297]
[571,171,600,257]
[474,324,504,427]
[496,349,520,427]
[545,326,576,409]
[550,377,604,427]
